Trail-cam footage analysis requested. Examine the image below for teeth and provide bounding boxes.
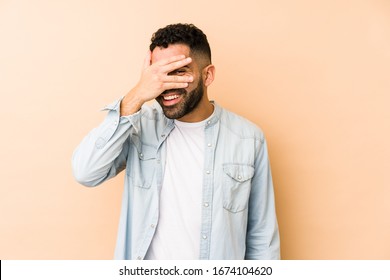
[163,95,179,100]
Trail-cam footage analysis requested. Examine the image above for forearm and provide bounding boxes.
[72,99,139,186]
[120,87,146,116]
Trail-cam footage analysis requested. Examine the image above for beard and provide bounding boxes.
[156,78,204,120]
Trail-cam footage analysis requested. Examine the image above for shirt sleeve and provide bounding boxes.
[71,98,141,187]
[245,137,281,260]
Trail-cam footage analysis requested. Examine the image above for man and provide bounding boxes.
[72,23,280,260]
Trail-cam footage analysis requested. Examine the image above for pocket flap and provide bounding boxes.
[223,164,254,182]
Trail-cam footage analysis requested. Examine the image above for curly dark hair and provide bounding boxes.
[149,23,211,64]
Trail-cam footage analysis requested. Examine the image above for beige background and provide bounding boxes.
[0,0,389,259]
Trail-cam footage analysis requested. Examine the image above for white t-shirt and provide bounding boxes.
[144,116,212,260]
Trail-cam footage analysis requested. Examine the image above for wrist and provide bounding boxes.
[120,88,145,116]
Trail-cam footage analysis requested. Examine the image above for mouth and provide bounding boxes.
[159,90,185,107]
[163,94,181,101]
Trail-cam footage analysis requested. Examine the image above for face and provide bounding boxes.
[152,44,206,120]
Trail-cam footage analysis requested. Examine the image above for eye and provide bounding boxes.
[169,68,189,76]
[175,69,186,75]
[171,68,187,75]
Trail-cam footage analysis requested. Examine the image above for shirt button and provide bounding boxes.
[237,175,242,180]
[140,153,144,158]
[202,235,207,239]
[207,121,211,125]
[207,143,212,147]
[151,224,155,228]
[114,121,118,125]
[136,256,142,260]
[206,170,210,174]
[204,202,209,207]
[161,134,165,138]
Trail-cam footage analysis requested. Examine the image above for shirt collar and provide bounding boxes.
[152,100,222,130]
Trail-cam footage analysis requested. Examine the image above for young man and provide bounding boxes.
[72,23,280,260]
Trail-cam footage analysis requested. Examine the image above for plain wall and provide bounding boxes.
[0,0,389,259]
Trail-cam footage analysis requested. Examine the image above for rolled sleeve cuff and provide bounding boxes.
[96,98,141,149]
[102,97,141,129]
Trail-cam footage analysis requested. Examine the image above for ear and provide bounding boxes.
[203,64,215,87]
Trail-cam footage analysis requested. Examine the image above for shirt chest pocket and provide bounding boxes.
[222,164,255,213]
[127,145,157,189]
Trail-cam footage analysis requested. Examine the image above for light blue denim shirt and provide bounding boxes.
[72,99,280,260]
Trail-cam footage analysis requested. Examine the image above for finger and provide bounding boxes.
[154,54,187,66]
[161,57,192,73]
[163,75,193,83]
[143,50,152,69]
[162,82,189,90]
